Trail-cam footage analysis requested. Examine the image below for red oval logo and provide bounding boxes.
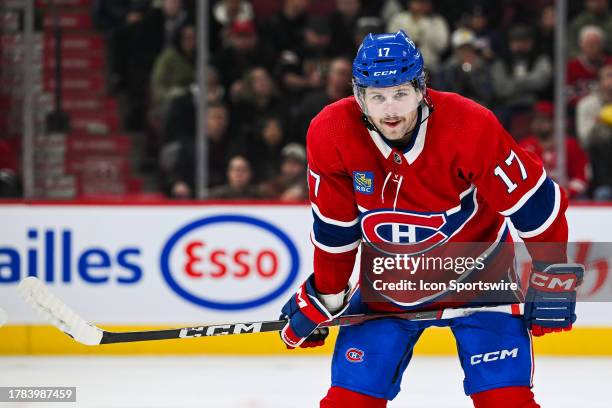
[345,348,365,363]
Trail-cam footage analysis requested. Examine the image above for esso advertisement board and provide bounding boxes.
[0,204,611,326]
[161,214,300,311]
[0,205,310,324]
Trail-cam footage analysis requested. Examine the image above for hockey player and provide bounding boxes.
[279,31,583,407]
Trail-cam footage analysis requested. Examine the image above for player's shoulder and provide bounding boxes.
[307,96,362,148]
[428,89,494,121]
[427,89,500,152]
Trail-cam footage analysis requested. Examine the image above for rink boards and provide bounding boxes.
[1,202,612,355]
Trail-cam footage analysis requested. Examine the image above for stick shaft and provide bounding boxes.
[19,276,521,346]
[99,304,519,344]
[100,320,287,344]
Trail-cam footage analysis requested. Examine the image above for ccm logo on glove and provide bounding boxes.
[530,272,578,292]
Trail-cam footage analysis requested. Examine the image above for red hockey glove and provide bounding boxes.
[524,263,584,337]
[279,273,351,349]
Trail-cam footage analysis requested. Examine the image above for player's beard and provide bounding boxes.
[373,110,419,142]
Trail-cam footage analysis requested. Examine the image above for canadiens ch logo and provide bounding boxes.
[362,211,448,245]
[353,171,374,195]
[346,348,365,363]
[360,189,477,251]
[361,210,451,256]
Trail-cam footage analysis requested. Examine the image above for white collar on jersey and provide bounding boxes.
[367,104,430,165]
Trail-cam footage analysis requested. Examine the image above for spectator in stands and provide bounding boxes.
[162,67,225,147]
[208,155,260,200]
[263,0,311,57]
[258,143,308,201]
[162,87,196,148]
[530,5,558,102]
[230,67,286,133]
[165,102,231,198]
[577,64,612,145]
[569,0,612,56]
[108,0,188,131]
[386,0,449,69]
[464,4,504,62]
[434,0,501,30]
[329,0,363,56]
[212,0,255,48]
[108,3,159,131]
[236,116,287,183]
[293,57,353,143]
[213,20,275,90]
[277,17,334,100]
[92,0,151,32]
[535,4,556,60]
[433,28,493,106]
[150,0,189,48]
[372,0,404,26]
[213,0,254,27]
[490,25,552,127]
[150,22,196,110]
[585,104,612,199]
[206,65,226,104]
[519,102,591,199]
[353,16,385,50]
[567,25,612,107]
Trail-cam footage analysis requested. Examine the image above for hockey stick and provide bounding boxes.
[18,277,523,346]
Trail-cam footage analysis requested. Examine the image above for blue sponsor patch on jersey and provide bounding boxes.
[353,171,374,195]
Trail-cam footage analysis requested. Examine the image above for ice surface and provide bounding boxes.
[0,355,610,407]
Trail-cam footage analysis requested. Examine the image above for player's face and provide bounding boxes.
[364,84,422,140]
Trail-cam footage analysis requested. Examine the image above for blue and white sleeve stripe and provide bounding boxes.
[505,176,561,238]
[500,171,547,217]
[310,203,361,254]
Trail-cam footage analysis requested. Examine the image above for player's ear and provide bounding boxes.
[414,88,424,103]
[352,81,367,112]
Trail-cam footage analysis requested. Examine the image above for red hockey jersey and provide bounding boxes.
[566,55,612,106]
[306,90,568,309]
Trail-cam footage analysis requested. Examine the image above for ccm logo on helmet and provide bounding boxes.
[470,348,518,365]
[373,70,397,76]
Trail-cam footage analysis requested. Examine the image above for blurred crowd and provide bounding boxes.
[80,0,612,201]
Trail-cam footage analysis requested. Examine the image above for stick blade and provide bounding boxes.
[18,277,103,346]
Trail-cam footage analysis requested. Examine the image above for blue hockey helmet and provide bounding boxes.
[353,30,425,90]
